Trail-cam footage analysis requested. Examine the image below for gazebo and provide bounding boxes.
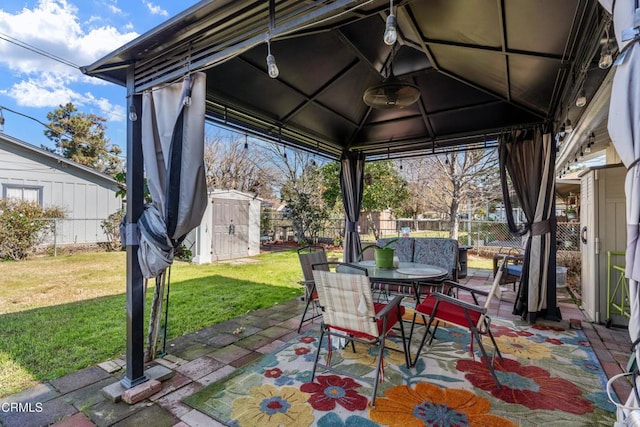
[81,0,614,391]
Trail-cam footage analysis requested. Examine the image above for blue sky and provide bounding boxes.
[0,0,201,153]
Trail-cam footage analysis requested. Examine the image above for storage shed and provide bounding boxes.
[190,190,262,263]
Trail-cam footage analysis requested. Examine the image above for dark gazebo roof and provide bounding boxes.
[83,0,610,160]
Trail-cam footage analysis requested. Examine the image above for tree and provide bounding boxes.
[203,134,276,198]
[269,147,328,244]
[44,103,122,175]
[403,150,498,239]
[396,158,432,229]
[321,160,408,240]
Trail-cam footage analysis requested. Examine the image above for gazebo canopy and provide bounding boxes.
[82,0,610,160]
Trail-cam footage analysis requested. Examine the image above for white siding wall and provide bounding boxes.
[0,140,121,245]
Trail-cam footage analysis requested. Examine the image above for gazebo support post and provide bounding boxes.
[121,66,147,389]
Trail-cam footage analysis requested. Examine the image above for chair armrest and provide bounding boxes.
[432,292,488,315]
[442,280,489,297]
[441,280,488,305]
[373,295,404,319]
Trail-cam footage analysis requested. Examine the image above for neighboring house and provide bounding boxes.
[0,133,122,245]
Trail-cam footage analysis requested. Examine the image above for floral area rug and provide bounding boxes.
[183,319,617,426]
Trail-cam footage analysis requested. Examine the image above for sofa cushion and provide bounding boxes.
[413,238,459,280]
[377,237,414,262]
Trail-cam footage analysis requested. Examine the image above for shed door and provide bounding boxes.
[211,198,249,261]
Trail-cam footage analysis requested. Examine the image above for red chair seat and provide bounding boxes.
[416,295,481,327]
[329,302,405,340]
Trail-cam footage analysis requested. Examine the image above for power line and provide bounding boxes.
[0,32,79,69]
[0,105,126,159]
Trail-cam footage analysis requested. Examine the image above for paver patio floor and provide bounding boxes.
[0,268,632,427]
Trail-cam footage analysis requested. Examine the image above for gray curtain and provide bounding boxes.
[139,72,208,278]
[499,126,559,323]
[598,0,640,419]
[340,150,365,263]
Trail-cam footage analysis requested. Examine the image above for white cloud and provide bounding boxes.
[2,73,125,123]
[107,4,123,15]
[0,0,138,76]
[143,1,168,17]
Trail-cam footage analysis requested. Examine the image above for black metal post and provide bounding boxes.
[121,67,147,389]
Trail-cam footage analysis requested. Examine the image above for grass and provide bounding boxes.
[0,247,496,398]
[0,250,303,398]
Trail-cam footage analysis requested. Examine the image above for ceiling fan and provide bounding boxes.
[363,74,421,109]
[362,47,420,110]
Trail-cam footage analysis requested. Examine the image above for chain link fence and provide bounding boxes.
[261,211,580,253]
[32,217,111,255]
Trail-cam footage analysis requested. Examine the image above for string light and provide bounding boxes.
[383,0,397,45]
[266,38,279,78]
[575,89,586,108]
[0,107,4,133]
[128,104,137,122]
[266,0,279,78]
[599,24,613,69]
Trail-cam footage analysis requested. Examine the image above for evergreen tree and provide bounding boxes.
[44,102,122,175]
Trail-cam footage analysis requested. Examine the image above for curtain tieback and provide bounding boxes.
[346,221,359,232]
[627,157,640,171]
[531,218,555,236]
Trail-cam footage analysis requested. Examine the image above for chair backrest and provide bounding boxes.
[298,246,328,282]
[413,238,459,280]
[312,266,378,339]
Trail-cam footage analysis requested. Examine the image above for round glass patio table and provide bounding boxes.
[354,261,448,301]
[356,261,447,282]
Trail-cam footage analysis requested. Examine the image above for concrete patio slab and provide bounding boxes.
[0,267,632,426]
[50,366,112,395]
[0,396,76,427]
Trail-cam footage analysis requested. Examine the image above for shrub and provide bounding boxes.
[100,209,125,251]
[0,199,65,260]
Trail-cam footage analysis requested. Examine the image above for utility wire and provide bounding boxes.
[0,105,126,159]
[0,32,79,69]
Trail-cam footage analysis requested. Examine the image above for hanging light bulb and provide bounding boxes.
[383,0,397,45]
[575,89,587,108]
[599,26,613,69]
[599,45,613,69]
[579,149,584,160]
[128,104,137,122]
[266,38,279,78]
[585,131,595,153]
[0,107,4,133]
[244,134,249,150]
[564,119,573,134]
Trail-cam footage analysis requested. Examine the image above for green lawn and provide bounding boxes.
[0,250,303,398]
[0,247,495,398]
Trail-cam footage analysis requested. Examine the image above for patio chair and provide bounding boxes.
[494,247,523,291]
[310,262,410,406]
[412,256,507,387]
[296,245,328,333]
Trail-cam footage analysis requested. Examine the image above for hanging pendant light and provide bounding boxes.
[383,0,397,45]
[265,0,279,78]
[599,25,613,69]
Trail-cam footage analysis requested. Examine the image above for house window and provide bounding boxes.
[2,185,43,206]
